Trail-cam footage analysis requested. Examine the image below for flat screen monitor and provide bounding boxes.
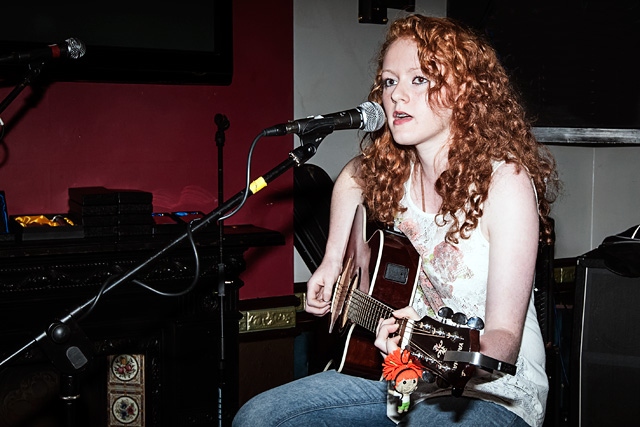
[0,1,233,85]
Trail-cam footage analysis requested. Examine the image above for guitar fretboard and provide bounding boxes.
[346,289,394,333]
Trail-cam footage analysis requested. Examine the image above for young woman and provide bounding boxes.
[234,14,558,427]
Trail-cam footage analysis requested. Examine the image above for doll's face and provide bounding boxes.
[395,377,418,394]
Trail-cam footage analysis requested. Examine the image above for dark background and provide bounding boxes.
[448,0,640,129]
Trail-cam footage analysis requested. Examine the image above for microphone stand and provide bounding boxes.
[0,124,333,426]
[0,58,93,427]
[214,113,230,427]
[0,60,46,117]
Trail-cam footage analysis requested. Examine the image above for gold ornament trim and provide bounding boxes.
[239,306,296,333]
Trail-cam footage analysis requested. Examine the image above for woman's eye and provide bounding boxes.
[383,78,397,88]
[413,76,429,85]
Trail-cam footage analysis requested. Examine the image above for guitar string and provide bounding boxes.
[346,289,465,372]
[348,289,454,339]
[348,289,393,333]
[349,290,466,339]
[348,291,455,375]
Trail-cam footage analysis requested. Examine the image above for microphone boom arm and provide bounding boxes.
[0,61,46,117]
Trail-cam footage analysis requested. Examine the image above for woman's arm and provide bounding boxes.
[480,162,540,364]
[305,157,364,316]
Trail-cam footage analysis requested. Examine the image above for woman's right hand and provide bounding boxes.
[304,157,364,317]
[305,260,341,316]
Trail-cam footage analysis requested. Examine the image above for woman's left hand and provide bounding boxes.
[374,306,421,356]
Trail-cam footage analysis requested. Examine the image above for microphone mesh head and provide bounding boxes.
[66,38,87,59]
[359,101,386,132]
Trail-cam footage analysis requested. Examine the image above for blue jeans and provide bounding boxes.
[232,370,530,427]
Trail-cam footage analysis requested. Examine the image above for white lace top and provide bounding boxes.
[389,162,548,427]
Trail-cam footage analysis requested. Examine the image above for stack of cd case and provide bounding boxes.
[68,187,154,238]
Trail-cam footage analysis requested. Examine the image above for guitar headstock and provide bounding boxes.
[398,310,481,396]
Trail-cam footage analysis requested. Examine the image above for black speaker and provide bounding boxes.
[570,255,640,426]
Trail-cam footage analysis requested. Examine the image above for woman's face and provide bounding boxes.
[380,38,452,150]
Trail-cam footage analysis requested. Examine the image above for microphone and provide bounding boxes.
[0,38,86,64]
[262,101,386,137]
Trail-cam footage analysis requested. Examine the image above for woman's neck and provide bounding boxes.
[413,157,444,213]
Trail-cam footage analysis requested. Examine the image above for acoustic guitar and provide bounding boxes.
[328,204,482,396]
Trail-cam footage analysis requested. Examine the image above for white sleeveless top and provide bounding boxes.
[390,162,548,427]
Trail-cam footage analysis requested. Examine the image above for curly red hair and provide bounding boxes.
[358,15,558,244]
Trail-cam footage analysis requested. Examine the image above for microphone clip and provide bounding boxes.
[262,116,337,138]
[290,127,335,165]
[296,117,338,137]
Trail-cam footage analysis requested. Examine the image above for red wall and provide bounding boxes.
[0,1,294,300]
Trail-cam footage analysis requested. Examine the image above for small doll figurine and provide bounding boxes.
[382,348,425,413]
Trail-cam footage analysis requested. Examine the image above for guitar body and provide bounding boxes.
[330,204,422,379]
[335,325,383,379]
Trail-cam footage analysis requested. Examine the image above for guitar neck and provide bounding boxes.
[347,289,394,334]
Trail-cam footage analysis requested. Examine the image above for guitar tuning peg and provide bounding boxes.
[437,307,453,320]
[466,316,485,330]
[451,312,468,326]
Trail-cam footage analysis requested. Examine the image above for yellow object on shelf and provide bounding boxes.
[14,215,75,227]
